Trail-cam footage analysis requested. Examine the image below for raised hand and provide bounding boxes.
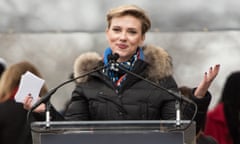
[194,64,220,98]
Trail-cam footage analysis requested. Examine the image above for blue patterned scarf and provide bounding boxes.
[103,47,144,88]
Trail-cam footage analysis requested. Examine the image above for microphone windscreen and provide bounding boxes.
[108,53,119,62]
[113,53,119,61]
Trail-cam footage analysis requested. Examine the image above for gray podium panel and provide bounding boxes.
[31,120,196,144]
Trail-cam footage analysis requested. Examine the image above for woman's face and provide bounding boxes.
[106,15,145,62]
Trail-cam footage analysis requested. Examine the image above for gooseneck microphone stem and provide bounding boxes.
[116,62,193,103]
[27,64,108,127]
[111,60,197,128]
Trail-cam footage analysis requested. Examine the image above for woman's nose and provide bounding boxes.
[119,32,127,40]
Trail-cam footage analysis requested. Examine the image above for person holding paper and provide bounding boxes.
[0,61,48,144]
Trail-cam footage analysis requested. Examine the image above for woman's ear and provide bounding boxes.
[139,34,145,47]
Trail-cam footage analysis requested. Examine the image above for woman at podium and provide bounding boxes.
[23,5,219,138]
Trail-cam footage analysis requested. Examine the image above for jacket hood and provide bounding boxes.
[73,45,173,83]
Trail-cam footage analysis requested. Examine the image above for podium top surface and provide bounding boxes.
[31,120,194,133]
[31,120,196,144]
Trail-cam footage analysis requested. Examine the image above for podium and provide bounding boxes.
[31,120,196,144]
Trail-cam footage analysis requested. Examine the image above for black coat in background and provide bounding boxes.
[0,100,31,144]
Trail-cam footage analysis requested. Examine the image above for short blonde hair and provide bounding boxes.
[106,5,151,34]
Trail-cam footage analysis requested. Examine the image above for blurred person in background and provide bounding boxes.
[0,61,48,144]
[204,71,240,144]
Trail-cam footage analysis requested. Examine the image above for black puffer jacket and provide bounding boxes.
[63,45,210,126]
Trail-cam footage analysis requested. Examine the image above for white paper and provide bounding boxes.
[15,71,45,105]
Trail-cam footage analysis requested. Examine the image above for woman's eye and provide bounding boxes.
[128,31,137,34]
[112,28,121,32]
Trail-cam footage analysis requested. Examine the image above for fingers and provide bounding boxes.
[205,64,220,82]
[194,64,220,99]
[23,94,33,110]
[213,64,220,75]
[23,94,46,113]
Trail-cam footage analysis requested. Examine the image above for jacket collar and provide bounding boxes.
[73,45,173,83]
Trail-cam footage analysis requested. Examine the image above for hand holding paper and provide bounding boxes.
[15,71,45,105]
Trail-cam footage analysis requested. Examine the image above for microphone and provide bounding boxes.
[108,53,120,72]
[27,64,109,127]
[30,65,107,112]
[107,53,120,62]
[109,53,197,129]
